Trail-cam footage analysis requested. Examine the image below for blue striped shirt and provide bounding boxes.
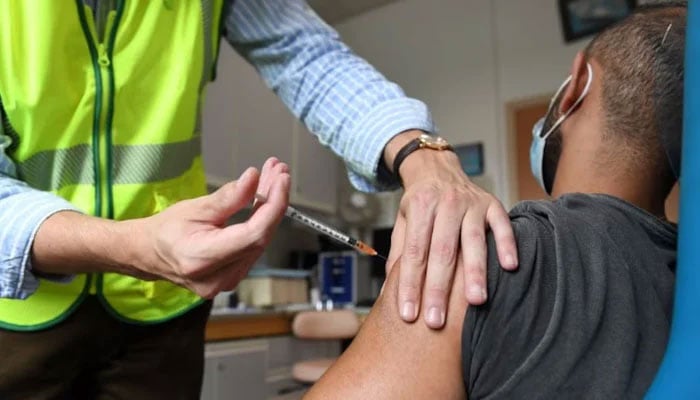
[0,0,435,299]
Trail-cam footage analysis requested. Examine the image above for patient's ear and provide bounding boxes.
[559,51,589,114]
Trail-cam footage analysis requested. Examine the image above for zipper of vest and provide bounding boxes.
[76,2,123,218]
[101,3,125,221]
[76,1,124,294]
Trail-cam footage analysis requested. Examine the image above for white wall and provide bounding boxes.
[335,0,588,204]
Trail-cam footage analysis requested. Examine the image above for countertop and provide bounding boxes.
[205,306,371,342]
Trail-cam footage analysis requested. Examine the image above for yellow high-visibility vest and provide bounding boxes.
[0,0,224,330]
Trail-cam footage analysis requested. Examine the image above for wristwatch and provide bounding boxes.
[392,134,454,185]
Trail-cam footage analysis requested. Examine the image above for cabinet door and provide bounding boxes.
[203,44,341,214]
[200,357,217,400]
[203,340,269,400]
[203,44,294,186]
[291,121,340,214]
[291,337,342,362]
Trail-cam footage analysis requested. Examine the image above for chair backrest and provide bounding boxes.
[292,310,360,340]
[646,3,700,398]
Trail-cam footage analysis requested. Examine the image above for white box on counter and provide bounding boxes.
[237,268,310,308]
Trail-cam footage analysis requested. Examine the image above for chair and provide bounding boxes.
[291,309,361,383]
[647,3,700,397]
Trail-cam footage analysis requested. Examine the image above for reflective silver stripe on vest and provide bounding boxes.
[17,136,201,191]
[112,135,201,184]
[17,144,94,191]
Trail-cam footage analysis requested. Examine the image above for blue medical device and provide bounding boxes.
[319,251,357,305]
[646,2,700,398]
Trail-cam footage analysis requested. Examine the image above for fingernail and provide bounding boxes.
[427,307,445,327]
[505,254,518,268]
[469,285,486,301]
[402,302,417,321]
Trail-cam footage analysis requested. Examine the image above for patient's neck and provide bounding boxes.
[551,144,668,218]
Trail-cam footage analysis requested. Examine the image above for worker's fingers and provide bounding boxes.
[214,172,290,255]
[255,159,290,211]
[255,158,278,203]
[251,157,288,205]
[183,174,288,289]
[460,207,489,305]
[180,252,257,299]
[422,192,465,329]
[486,202,519,271]
[199,168,259,224]
[397,190,438,322]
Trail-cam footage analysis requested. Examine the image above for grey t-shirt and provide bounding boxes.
[462,194,677,399]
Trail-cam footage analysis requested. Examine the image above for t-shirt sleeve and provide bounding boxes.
[462,214,557,398]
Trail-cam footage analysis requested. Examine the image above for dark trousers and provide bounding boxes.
[0,296,212,400]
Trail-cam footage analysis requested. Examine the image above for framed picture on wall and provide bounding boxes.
[558,0,637,43]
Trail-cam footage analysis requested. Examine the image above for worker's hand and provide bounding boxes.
[385,132,518,330]
[137,158,290,298]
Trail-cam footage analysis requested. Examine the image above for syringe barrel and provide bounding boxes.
[285,207,353,245]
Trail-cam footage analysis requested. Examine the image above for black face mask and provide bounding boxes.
[540,93,564,194]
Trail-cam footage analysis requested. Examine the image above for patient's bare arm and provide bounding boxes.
[305,259,468,400]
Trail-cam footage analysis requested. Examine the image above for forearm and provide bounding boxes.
[223,0,435,191]
[31,211,148,279]
[0,142,158,300]
[0,171,81,298]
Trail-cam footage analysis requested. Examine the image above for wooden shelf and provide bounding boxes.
[205,313,294,342]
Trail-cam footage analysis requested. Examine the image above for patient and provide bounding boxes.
[305,3,684,399]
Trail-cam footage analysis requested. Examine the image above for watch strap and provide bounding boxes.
[392,138,422,186]
[392,135,455,185]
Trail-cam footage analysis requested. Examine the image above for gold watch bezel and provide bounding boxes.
[418,133,452,150]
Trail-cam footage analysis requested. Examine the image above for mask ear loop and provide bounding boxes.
[541,62,594,141]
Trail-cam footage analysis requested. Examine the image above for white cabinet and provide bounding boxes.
[201,335,341,400]
[202,44,338,213]
[203,44,293,187]
[290,121,339,214]
[201,340,269,400]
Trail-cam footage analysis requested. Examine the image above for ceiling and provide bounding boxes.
[307,0,401,25]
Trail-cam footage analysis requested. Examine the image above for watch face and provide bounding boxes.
[419,134,451,150]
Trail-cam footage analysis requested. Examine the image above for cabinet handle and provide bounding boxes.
[217,363,226,372]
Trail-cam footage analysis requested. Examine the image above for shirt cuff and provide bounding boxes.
[0,192,79,299]
[344,97,436,192]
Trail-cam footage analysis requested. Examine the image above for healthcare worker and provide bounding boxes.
[0,1,517,398]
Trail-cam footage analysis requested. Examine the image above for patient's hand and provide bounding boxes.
[304,258,468,400]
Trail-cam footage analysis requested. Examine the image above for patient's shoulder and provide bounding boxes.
[466,195,672,399]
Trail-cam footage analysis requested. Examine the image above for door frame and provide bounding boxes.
[504,94,553,206]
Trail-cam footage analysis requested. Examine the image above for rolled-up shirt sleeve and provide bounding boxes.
[222,0,436,191]
[0,134,79,299]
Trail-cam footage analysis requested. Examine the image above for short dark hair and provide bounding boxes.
[584,2,686,190]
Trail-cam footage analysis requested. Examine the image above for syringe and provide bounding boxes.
[255,194,384,258]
